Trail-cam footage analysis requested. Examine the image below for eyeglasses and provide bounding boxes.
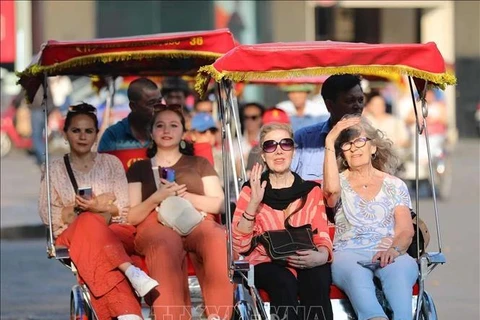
[340,137,372,151]
[68,104,97,114]
[244,115,261,121]
[262,138,295,153]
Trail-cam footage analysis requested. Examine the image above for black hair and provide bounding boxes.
[63,103,99,133]
[146,106,194,158]
[127,78,159,102]
[321,75,362,102]
[242,102,265,116]
[366,90,383,104]
[160,77,190,97]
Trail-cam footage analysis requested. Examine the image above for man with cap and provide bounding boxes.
[276,84,329,132]
[98,77,161,152]
[291,75,365,181]
[189,112,222,180]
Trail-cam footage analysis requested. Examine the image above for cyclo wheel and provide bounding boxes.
[70,284,93,320]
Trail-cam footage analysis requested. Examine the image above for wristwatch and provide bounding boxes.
[391,246,402,255]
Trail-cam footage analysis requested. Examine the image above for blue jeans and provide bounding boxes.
[30,108,46,165]
[332,250,418,320]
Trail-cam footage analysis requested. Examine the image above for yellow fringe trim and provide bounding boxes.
[17,50,222,78]
[195,64,457,96]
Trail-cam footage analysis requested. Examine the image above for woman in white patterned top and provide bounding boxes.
[39,103,158,320]
[323,115,418,320]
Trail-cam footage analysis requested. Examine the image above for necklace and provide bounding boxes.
[155,153,181,167]
[70,154,94,169]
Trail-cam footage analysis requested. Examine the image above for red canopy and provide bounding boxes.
[196,41,456,95]
[17,29,236,101]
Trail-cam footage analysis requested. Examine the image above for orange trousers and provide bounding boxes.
[56,213,142,320]
[135,211,234,320]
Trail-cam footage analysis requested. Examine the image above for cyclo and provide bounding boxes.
[17,29,239,320]
[195,40,456,320]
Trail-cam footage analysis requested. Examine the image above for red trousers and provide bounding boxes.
[56,213,142,320]
[135,211,234,320]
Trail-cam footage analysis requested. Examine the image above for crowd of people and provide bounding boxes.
[37,74,440,320]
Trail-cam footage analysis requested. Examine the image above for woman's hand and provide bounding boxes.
[151,179,187,204]
[246,163,267,215]
[325,116,362,148]
[287,248,329,269]
[373,247,400,268]
[75,192,116,213]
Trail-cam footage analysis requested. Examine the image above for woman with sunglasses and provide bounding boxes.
[39,103,159,320]
[126,103,233,319]
[232,123,334,320]
[323,116,417,320]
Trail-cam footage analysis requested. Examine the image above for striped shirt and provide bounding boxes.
[232,185,333,266]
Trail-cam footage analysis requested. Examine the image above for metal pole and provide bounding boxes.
[217,82,234,278]
[407,77,421,260]
[42,74,55,256]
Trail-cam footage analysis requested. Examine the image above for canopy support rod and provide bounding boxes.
[226,80,247,184]
[408,77,421,260]
[42,74,55,257]
[217,81,235,278]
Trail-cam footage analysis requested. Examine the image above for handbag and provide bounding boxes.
[242,197,318,264]
[63,155,112,225]
[151,158,205,236]
[407,209,430,258]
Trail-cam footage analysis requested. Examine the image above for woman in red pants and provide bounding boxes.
[39,103,158,320]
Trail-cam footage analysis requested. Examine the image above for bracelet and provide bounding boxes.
[391,246,403,255]
[242,212,255,221]
[324,146,335,153]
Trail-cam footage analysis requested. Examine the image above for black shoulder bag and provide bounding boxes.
[242,196,318,265]
[63,154,112,225]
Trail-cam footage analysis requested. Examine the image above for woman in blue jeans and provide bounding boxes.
[323,116,418,320]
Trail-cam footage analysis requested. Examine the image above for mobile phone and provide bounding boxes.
[78,187,93,200]
[161,168,176,182]
[357,260,394,271]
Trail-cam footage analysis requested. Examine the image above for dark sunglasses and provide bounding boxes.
[68,104,97,114]
[152,103,183,112]
[244,115,261,121]
[262,138,295,153]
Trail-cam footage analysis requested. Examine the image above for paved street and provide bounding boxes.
[1,140,479,319]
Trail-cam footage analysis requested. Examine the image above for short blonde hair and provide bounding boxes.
[259,123,294,146]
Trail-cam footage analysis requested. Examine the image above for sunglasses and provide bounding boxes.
[68,104,97,114]
[152,103,183,112]
[244,115,261,121]
[340,137,372,151]
[262,138,295,153]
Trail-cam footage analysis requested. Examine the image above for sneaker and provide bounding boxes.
[125,266,159,297]
[117,315,143,320]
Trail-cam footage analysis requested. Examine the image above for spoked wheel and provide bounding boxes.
[0,132,12,158]
[70,285,94,320]
[417,291,439,320]
[434,157,453,201]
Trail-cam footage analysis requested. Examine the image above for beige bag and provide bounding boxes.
[151,158,205,236]
[156,196,205,236]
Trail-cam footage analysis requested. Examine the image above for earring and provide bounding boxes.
[180,140,187,150]
[372,153,377,160]
[342,159,349,167]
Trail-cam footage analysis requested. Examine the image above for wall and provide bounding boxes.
[454,0,480,137]
[380,8,417,43]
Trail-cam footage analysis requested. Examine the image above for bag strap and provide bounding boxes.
[63,154,78,193]
[151,158,161,190]
[283,195,307,229]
